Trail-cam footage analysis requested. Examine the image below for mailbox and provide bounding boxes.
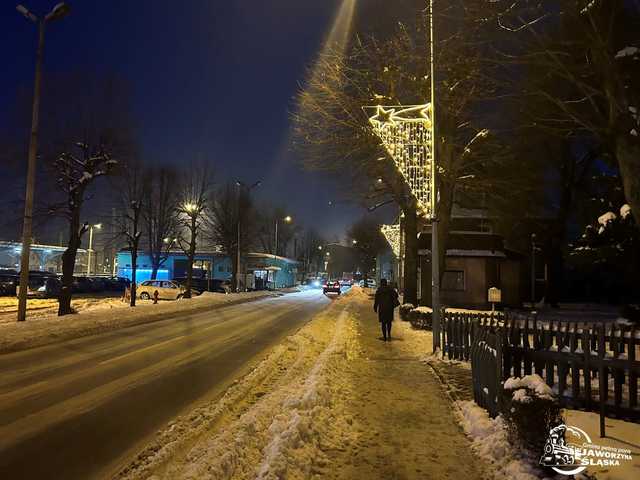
[488,287,502,303]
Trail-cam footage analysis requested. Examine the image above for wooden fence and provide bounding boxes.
[442,310,640,425]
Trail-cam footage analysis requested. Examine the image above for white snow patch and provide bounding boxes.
[615,46,639,59]
[503,374,554,401]
[598,211,616,225]
[455,401,540,480]
[620,204,631,219]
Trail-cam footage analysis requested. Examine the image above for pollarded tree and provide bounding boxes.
[114,159,145,306]
[52,142,118,315]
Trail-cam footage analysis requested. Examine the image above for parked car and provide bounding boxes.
[0,270,18,296]
[366,278,377,289]
[173,277,231,294]
[138,280,185,300]
[323,280,341,295]
[104,276,130,291]
[73,276,96,294]
[16,271,61,298]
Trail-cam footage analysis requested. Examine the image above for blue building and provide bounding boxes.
[116,250,298,289]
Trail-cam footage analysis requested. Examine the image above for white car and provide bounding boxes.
[137,280,185,300]
[366,279,377,289]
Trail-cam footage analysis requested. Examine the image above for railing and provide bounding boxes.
[442,310,640,427]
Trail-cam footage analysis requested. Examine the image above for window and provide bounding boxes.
[227,266,232,272]
[442,270,465,291]
[218,266,224,272]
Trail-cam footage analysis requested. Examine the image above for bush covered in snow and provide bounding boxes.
[501,375,563,461]
[399,303,415,321]
[408,306,432,330]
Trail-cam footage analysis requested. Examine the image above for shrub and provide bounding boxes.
[501,375,563,458]
[399,303,415,321]
[408,306,432,330]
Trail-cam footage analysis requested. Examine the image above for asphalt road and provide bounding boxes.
[0,290,330,480]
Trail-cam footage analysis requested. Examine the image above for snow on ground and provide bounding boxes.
[0,291,278,354]
[116,287,488,480]
[564,409,640,480]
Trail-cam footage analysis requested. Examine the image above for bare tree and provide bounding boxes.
[52,142,118,315]
[143,167,178,279]
[114,159,145,306]
[175,165,213,299]
[297,227,326,277]
[348,216,388,275]
[292,4,515,304]
[208,183,255,292]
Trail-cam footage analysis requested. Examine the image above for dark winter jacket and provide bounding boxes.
[374,285,399,323]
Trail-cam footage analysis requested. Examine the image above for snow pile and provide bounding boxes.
[413,306,432,314]
[615,46,639,59]
[455,401,541,480]
[0,290,279,353]
[504,374,554,401]
[598,211,616,225]
[620,203,631,219]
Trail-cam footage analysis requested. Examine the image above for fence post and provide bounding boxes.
[495,328,503,414]
[598,323,606,438]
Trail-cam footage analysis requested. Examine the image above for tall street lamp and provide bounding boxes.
[236,180,261,292]
[86,223,102,275]
[274,215,292,257]
[16,2,71,322]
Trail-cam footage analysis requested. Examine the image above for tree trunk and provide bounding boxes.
[616,134,640,227]
[130,247,138,307]
[58,211,83,316]
[403,205,418,305]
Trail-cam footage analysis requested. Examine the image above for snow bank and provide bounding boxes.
[0,290,277,354]
[455,401,541,480]
[504,374,554,401]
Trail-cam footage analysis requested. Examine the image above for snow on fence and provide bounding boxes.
[442,311,640,427]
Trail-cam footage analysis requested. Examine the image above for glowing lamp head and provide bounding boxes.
[284,215,292,223]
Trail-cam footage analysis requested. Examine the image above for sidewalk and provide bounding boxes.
[329,294,486,479]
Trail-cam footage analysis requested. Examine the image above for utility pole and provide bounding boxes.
[16,2,70,322]
[429,0,441,352]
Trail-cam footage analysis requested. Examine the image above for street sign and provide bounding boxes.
[488,287,502,303]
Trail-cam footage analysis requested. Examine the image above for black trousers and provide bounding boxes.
[381,321,392,339]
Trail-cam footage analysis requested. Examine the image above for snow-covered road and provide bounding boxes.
[117,288,485,480]
[0,290,329,480]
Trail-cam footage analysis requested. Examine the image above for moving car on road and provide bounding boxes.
[323,280,341,295]
[138,280,185,300]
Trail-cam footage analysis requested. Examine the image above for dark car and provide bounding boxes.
[0,270,18,296]
[173,277,231,294]
[104,276,130,291]
[16,271,61,298]
[323,280,341,295]
[73,277,96,293]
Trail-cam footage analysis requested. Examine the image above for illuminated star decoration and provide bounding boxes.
[368,104,435,218]
[381,224,401,258]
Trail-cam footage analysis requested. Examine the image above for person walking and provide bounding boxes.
[373,278,400,341]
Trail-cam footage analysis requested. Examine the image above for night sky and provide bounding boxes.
[0,0,384,242]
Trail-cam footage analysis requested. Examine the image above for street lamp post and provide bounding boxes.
[16,2,70,322]
[235,180,261,292]
[429,0,441,353]
[86,223,102,276]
